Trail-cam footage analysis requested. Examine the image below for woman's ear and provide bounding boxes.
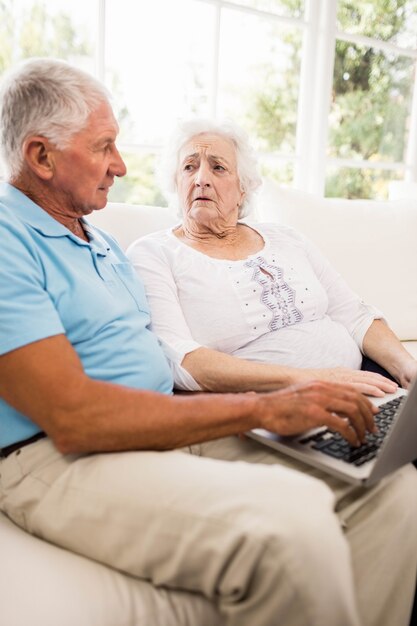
[23,136,55,180]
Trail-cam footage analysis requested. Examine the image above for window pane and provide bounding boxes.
[0,0,96,74]
[108,151,167,206]
[223,0,304,18]
[217,8,302,154]
[258,156,294,186]
[329,41,415,164]
[337,0,417,48]
[106,0,216,146]
[325,166,403,200]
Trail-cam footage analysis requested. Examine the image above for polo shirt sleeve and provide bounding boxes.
[0,215,65,356]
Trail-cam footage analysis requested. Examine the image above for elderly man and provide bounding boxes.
[0,58,416,626]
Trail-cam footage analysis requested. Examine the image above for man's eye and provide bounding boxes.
[214,164,225,171]
[184,164,194,171]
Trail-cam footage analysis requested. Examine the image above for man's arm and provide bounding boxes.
[0,334,377,454]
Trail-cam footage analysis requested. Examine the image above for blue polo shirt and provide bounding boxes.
[0,183,173,447]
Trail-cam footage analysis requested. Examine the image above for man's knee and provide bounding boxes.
[225,500,358,626]
[224,466,342,572]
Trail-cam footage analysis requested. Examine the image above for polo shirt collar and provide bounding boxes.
[0,182,108,253]
[1,182,71,237]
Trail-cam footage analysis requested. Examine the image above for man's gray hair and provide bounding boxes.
[0,58,110,179]
[159,118,262,218]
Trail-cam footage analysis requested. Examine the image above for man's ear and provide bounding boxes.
[23,136,55,180]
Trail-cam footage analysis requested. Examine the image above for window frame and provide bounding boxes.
[36,0,417,197]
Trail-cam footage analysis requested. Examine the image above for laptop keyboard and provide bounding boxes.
[299,396,405,466]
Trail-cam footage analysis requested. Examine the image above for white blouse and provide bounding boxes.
[127,222,383,390]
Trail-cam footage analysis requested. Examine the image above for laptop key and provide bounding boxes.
[306,396,403,465]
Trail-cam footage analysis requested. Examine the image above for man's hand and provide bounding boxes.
[257,381,378,447]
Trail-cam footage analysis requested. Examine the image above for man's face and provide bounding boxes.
[50,101,126,215]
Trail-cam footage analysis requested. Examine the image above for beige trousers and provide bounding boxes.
[0,435,416,626]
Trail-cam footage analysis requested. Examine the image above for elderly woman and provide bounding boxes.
[127,119,417,395]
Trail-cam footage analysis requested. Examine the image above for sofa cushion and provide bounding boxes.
[256,180,417,341]
[0,511,221,626]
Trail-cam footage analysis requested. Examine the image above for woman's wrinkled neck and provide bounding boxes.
[179,215,240,245]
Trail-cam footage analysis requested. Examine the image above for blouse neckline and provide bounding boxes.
[167,221,269,264]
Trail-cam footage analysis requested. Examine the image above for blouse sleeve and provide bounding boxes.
[127,234,203,390]
[296,230,385,348]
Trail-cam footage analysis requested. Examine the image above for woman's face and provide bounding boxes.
[176,133,245,225]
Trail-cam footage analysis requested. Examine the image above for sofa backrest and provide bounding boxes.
[87,202,178,251]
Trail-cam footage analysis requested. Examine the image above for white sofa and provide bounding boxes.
[1,185,416,625]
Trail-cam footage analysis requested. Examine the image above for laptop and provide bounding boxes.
[247,376,417,486]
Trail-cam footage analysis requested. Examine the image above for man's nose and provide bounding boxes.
[111,146,127,178]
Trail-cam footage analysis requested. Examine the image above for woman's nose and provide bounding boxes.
[195,163,211,187]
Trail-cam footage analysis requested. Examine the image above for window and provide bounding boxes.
[104,0,306,202]
[326,0,417,198]
[1,0,416,201]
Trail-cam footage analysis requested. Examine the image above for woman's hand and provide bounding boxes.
[257,381,378,447]
[396,359,417,390]
[299,367,398,397]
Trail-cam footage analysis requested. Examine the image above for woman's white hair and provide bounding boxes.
[159,118,262,218]
[0,57,111,180]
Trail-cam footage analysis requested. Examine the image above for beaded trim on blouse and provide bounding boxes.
[244,256,303,331]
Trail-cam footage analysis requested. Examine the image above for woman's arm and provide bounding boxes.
[127,233,201,391]
[300,231,384,347]
[301,234,416,388]
[362,319,417,388]
[182,345,397,395]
